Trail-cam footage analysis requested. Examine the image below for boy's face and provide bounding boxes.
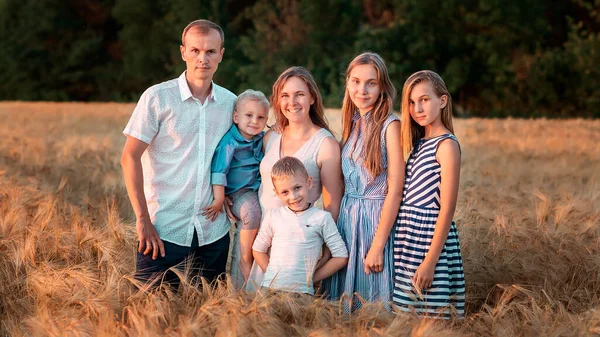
[233,99,268,140]
[273,174,312,212]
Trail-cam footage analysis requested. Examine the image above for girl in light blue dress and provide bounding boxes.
[323,52,404,311]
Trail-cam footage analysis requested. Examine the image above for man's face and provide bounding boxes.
[180,28,224,81]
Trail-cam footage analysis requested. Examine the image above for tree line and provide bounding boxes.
[1,0,598,117]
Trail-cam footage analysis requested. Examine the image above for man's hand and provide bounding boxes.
[136,217,165,260]
[202,199,224,222]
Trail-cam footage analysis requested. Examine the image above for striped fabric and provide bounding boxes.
[322,111,399,312]
[392,134,465,319]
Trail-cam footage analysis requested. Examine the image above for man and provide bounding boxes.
[121,19,236,288]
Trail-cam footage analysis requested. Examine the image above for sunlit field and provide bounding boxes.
[1,102,599,336]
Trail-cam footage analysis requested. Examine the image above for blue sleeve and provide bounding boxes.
[211,136,236,186]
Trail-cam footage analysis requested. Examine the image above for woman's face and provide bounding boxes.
[279,76,314,125]
[347,64,381,115]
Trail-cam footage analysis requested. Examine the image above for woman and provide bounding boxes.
[229,66,343,290]
[259,66,342,219]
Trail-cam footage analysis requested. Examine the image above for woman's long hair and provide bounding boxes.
[400,70,453,160]
[270,66,330,133]
[341,52,396,177]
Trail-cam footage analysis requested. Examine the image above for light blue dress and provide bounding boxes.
[323,111,398,311]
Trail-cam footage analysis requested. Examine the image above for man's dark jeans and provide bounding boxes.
[135,230,230,291]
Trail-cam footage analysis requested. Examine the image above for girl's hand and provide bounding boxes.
[364,246,384,275]
[413,260,436,291]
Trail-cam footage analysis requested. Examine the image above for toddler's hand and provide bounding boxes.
[202,199,224,222]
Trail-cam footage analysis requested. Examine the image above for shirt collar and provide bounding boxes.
[230,124,264,143]
[178,71,217,102]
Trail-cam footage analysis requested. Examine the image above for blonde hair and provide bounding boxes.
[271,156,309,185]
[236,89,269,113]
[270,67,330,133]
[181,19,224,48]
[400,70,454,160]
[341,52,396,177]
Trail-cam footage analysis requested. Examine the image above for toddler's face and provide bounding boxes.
[273,174,312,212]
[234,100,268,140]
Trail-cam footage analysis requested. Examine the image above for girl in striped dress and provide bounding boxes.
[323,52,404,312]
[393,70,465,318]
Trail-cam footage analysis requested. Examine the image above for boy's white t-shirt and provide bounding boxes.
[252,206,348,295]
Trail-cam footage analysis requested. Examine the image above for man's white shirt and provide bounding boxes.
[123,71,236,247]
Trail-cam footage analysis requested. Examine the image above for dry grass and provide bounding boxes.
[0,102,599,336]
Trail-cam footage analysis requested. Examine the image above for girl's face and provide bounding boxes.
[347,64,381,115]
[408,81,447,127]
[279,76,314,125]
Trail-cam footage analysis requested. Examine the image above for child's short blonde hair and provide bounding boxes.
[271,157,309,184]
[236,89,270,113]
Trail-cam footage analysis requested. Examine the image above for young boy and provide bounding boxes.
[204,89,269,285]
[252,156,348,295]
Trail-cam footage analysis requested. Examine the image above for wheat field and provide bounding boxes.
[0,101,599,336]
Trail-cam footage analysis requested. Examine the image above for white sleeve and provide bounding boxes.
[123,88,159,144]
[321,213,348,258]
[252,209,274,253]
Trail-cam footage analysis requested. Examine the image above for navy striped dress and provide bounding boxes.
[392,134,465,319]
[322,112,398,312]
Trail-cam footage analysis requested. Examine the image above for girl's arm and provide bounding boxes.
[318,137,343,221]
[413,138,461,289]
[364,121,404,275]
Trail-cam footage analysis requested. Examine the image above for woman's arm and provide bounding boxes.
[262,130,273,152]
[413,138,461,289]
[364,121,404,275]
[317,137,343,221]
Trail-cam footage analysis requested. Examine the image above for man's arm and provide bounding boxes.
[121,136,165,259]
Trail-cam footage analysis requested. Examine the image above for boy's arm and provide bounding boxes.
[314,213,349,282]
[252,251,270,273]
[314,257,348,282]
[202,185,225,221]
[252,210,274,273]
[204,137,235,221]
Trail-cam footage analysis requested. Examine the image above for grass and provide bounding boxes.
[0,102,599,336]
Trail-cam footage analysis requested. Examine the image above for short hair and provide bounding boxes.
[271,157,309,184]
[236,89,270,113]
[181,19,224,48]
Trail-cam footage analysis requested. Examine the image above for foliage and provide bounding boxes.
[0,0,598,117]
